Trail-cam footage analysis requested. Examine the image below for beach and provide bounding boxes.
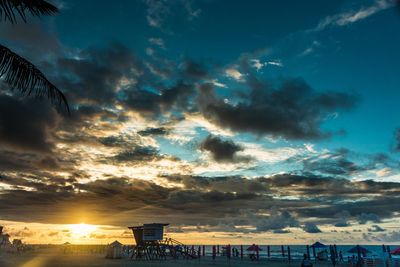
[0,248,335,267]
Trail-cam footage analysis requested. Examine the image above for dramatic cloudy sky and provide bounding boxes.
[1,0,400,245]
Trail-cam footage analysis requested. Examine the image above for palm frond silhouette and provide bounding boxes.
[0,0,69,113]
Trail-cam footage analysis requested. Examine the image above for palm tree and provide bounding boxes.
[0,0,69,113]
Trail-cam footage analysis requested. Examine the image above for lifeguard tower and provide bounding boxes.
[128,223,198,260]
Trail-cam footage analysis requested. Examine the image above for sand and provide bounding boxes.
[0,249,337,267]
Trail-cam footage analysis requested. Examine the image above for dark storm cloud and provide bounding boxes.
[113,146,162,162]
[54,43,204,119]
[255,210,299,232]
[182,60,209,79]
[1,170,400,231]
[300,149,362,176]
[138,127,169,136]
[199,135,251,163]
[0,94,59,153]
[302,222,322,233]
[123,81,196,117]
[57,43,140,105]
[356,213,381,224]
[163,175,270,194]
[0,150,61,173]
[198,78,358,140]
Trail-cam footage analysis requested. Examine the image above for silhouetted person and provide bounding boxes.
[301,253,313,267]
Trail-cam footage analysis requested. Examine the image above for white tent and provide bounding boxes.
[106,240,123,259]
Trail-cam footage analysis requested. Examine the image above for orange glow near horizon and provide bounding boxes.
[68,223,97,240]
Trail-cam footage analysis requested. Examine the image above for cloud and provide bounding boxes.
[138,127,169,136]
[315,0,395,31]
[200,135,251,163]
[112,146,161,162]
[367,225,385,232]
[225,68,245,81]
[198,78,358,140]
[357,213,381,224]
[255,210,299,232]
[301,149,362,176]
[0,94,59,153]
[143,0,169,28]
[148,37,166,49]
[1,172,400,231]
[302,222,322,233]
[143,0,200,31]
[56,43,141,106]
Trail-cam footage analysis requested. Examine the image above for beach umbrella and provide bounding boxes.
[390,247,400,255]
[311,241,327,248]
[247,244,262,251]
[348,245,371,254]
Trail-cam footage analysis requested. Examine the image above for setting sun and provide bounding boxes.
[69,223,97,239]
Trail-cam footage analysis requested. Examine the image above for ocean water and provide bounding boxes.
[190,245,400,260]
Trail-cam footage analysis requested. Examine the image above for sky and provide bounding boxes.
[1,0,400,245]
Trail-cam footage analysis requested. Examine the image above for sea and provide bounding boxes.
[193,245,400,260]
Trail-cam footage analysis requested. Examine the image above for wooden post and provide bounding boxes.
[256,245,259,261]
[281,245,285,257]
[198,246,201,259]
[288,246,291,262]
[212,245,216,260]
[333,244,338,259]
[267,245,270,258]
[202,245,205,256]
[240,245,243,260]
[306,245,310,260]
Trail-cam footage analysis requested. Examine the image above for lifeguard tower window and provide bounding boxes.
[143,223,168,241]
[128,223,169,245]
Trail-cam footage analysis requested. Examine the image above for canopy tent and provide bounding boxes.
[311,242,327,248]
[348,245,371,254]
[391,247,400,255]
[106,240,123,259]
[247,244,262,251]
